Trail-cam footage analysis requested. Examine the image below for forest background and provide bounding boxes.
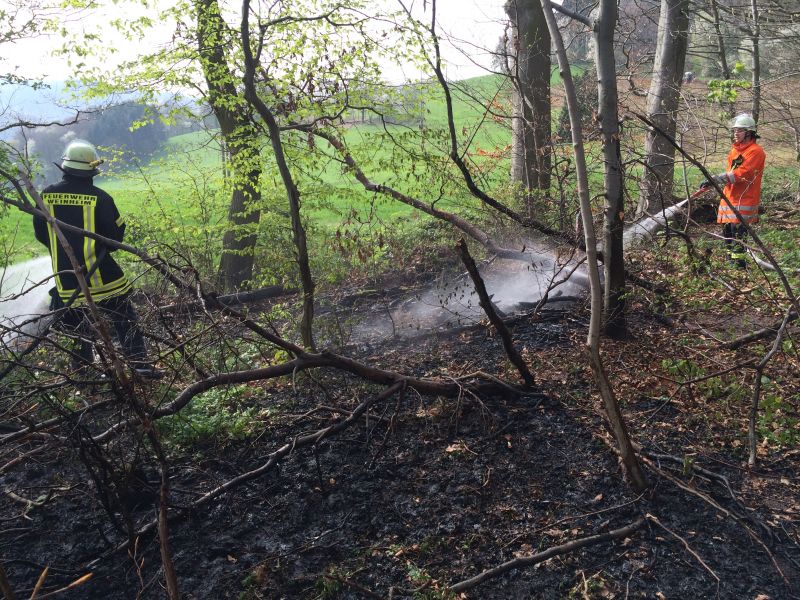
[0,0,799,598]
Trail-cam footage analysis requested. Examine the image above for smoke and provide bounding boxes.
[353,242,588,342]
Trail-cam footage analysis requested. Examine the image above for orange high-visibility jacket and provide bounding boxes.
[717,139,766,224]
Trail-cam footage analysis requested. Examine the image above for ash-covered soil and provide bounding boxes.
[1,303,799,599]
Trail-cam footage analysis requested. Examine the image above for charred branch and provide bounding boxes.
[455,238,534,387]
[449,517,646,593]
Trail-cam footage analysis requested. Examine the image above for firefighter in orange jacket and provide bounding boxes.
[701,114,766,268]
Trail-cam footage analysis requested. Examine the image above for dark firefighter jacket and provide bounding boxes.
[33,174,131,304]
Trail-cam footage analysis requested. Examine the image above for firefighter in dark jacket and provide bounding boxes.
[33,139,159,378]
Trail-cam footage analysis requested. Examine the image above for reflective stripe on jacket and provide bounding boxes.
[717,139,765,224]
[33,174,131,303]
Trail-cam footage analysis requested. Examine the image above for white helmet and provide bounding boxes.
[61,139,103,177]
[730,113,757,132]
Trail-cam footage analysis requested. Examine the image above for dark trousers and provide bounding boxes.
[722,223,748,268]
[57,292,147,367]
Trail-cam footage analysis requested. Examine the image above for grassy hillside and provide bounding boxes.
[1,74,517,264]
[3,70,797,273]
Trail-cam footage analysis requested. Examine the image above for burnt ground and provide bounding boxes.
[1,258,800,599]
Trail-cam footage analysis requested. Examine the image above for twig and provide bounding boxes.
[0,443,53,474]
[642,452,739,504]
[158,469,180,600]
[325,575,383,599]
[29,565,49,599]
[640,455,790,586]
[501,493,646,550]
[646,513,720,585]
[30,573,93,599]
[0,561,16,600]
[448,518,645,593]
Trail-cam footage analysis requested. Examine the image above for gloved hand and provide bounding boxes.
[699,174,729,188]
[711,173,730,185]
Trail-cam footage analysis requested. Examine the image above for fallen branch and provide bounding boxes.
[448,517,645,593]
[722,310,797,350]
[156,285,297,313]
[92,352,512,444]
[0,443,53,474]
[0,401,113,447]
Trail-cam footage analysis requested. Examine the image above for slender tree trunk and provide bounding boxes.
[708,0,736,116]
[593,0,626,338]
[196,0,262,292]
[708,0,731,80]
[542,0,648,493]
[749,0,761,123]
[240,0,315,350]
[637,0,690,217]
[506,0,552,214]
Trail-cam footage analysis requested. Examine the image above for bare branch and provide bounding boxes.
[550,1,593,27]
[449,517,645,593]
[455,238,534,387]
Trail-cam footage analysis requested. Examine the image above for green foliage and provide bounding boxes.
[404,562,454,600]
[758,380,800,446]
[661,357,705,380]
[157,384,264,448]
[314,566,347,599]
[706,62,751,113]
[756,227,800,271]
[568,571,613,599]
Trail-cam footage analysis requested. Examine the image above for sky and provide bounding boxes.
[3,0,508,85]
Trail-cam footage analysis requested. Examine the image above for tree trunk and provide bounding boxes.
[708,0,736,116]
[637,0,690,217]
[218,153,261,291]
[506,0,552,213]
[593,0,626,338]
[749,0,761,123]
[541,0,648,493]
[240,0,316,350]
[196,0,262,292]
[708,0,731,80]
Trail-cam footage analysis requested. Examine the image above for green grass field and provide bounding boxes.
[3,74,518,262]
[3,70,796,273]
